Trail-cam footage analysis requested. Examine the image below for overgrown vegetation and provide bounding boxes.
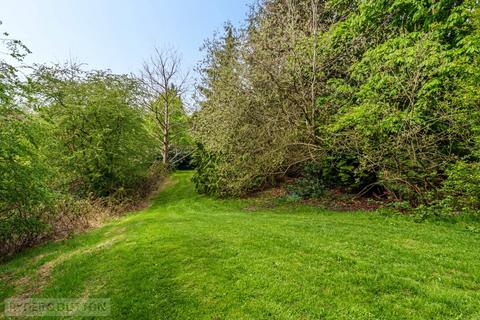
[193,0,480,216]
[0,29,191,258]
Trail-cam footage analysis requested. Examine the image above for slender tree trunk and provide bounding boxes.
[162,102,170,165]
[162,133,169,165]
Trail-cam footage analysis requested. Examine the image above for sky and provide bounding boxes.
[1,0,252,75]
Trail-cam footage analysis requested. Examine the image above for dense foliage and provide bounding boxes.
[193,0,480,215]
[2,0,479,257]
[34,65,157,197]
[0,33,190,257]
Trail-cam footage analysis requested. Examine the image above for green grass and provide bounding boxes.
[1,171,480,319]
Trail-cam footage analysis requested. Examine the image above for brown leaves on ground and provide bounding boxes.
[244,186,384,212]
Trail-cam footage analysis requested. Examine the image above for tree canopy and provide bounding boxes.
[192,0,480,215]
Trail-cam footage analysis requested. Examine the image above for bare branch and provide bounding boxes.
[139,47,190,165]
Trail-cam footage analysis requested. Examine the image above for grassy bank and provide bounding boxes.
[1,172,479,319]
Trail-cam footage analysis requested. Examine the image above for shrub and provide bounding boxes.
[0,161,167,259]
[191,144,223,196]
[288,163,326,199]
[438,161,480,212]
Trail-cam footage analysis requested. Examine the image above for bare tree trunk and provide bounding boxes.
[162,133,169,164]
[163,101,170,165]
[140,47,189,167]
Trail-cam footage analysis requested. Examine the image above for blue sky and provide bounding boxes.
[1,0,251,75]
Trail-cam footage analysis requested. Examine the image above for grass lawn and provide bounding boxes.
[1,171,479,319]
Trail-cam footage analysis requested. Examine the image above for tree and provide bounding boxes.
[140,48,189,166]
[0,25,55,254]
[192,0,480,208]
[34,64,157,197]
[193,5,330,196]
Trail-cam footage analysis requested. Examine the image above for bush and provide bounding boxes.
[0,209,51,257]
[0,161,167,259]
[417,161,480,217]
[191,144,223,196]
[287,163,326,199]
[440,161,480,210]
